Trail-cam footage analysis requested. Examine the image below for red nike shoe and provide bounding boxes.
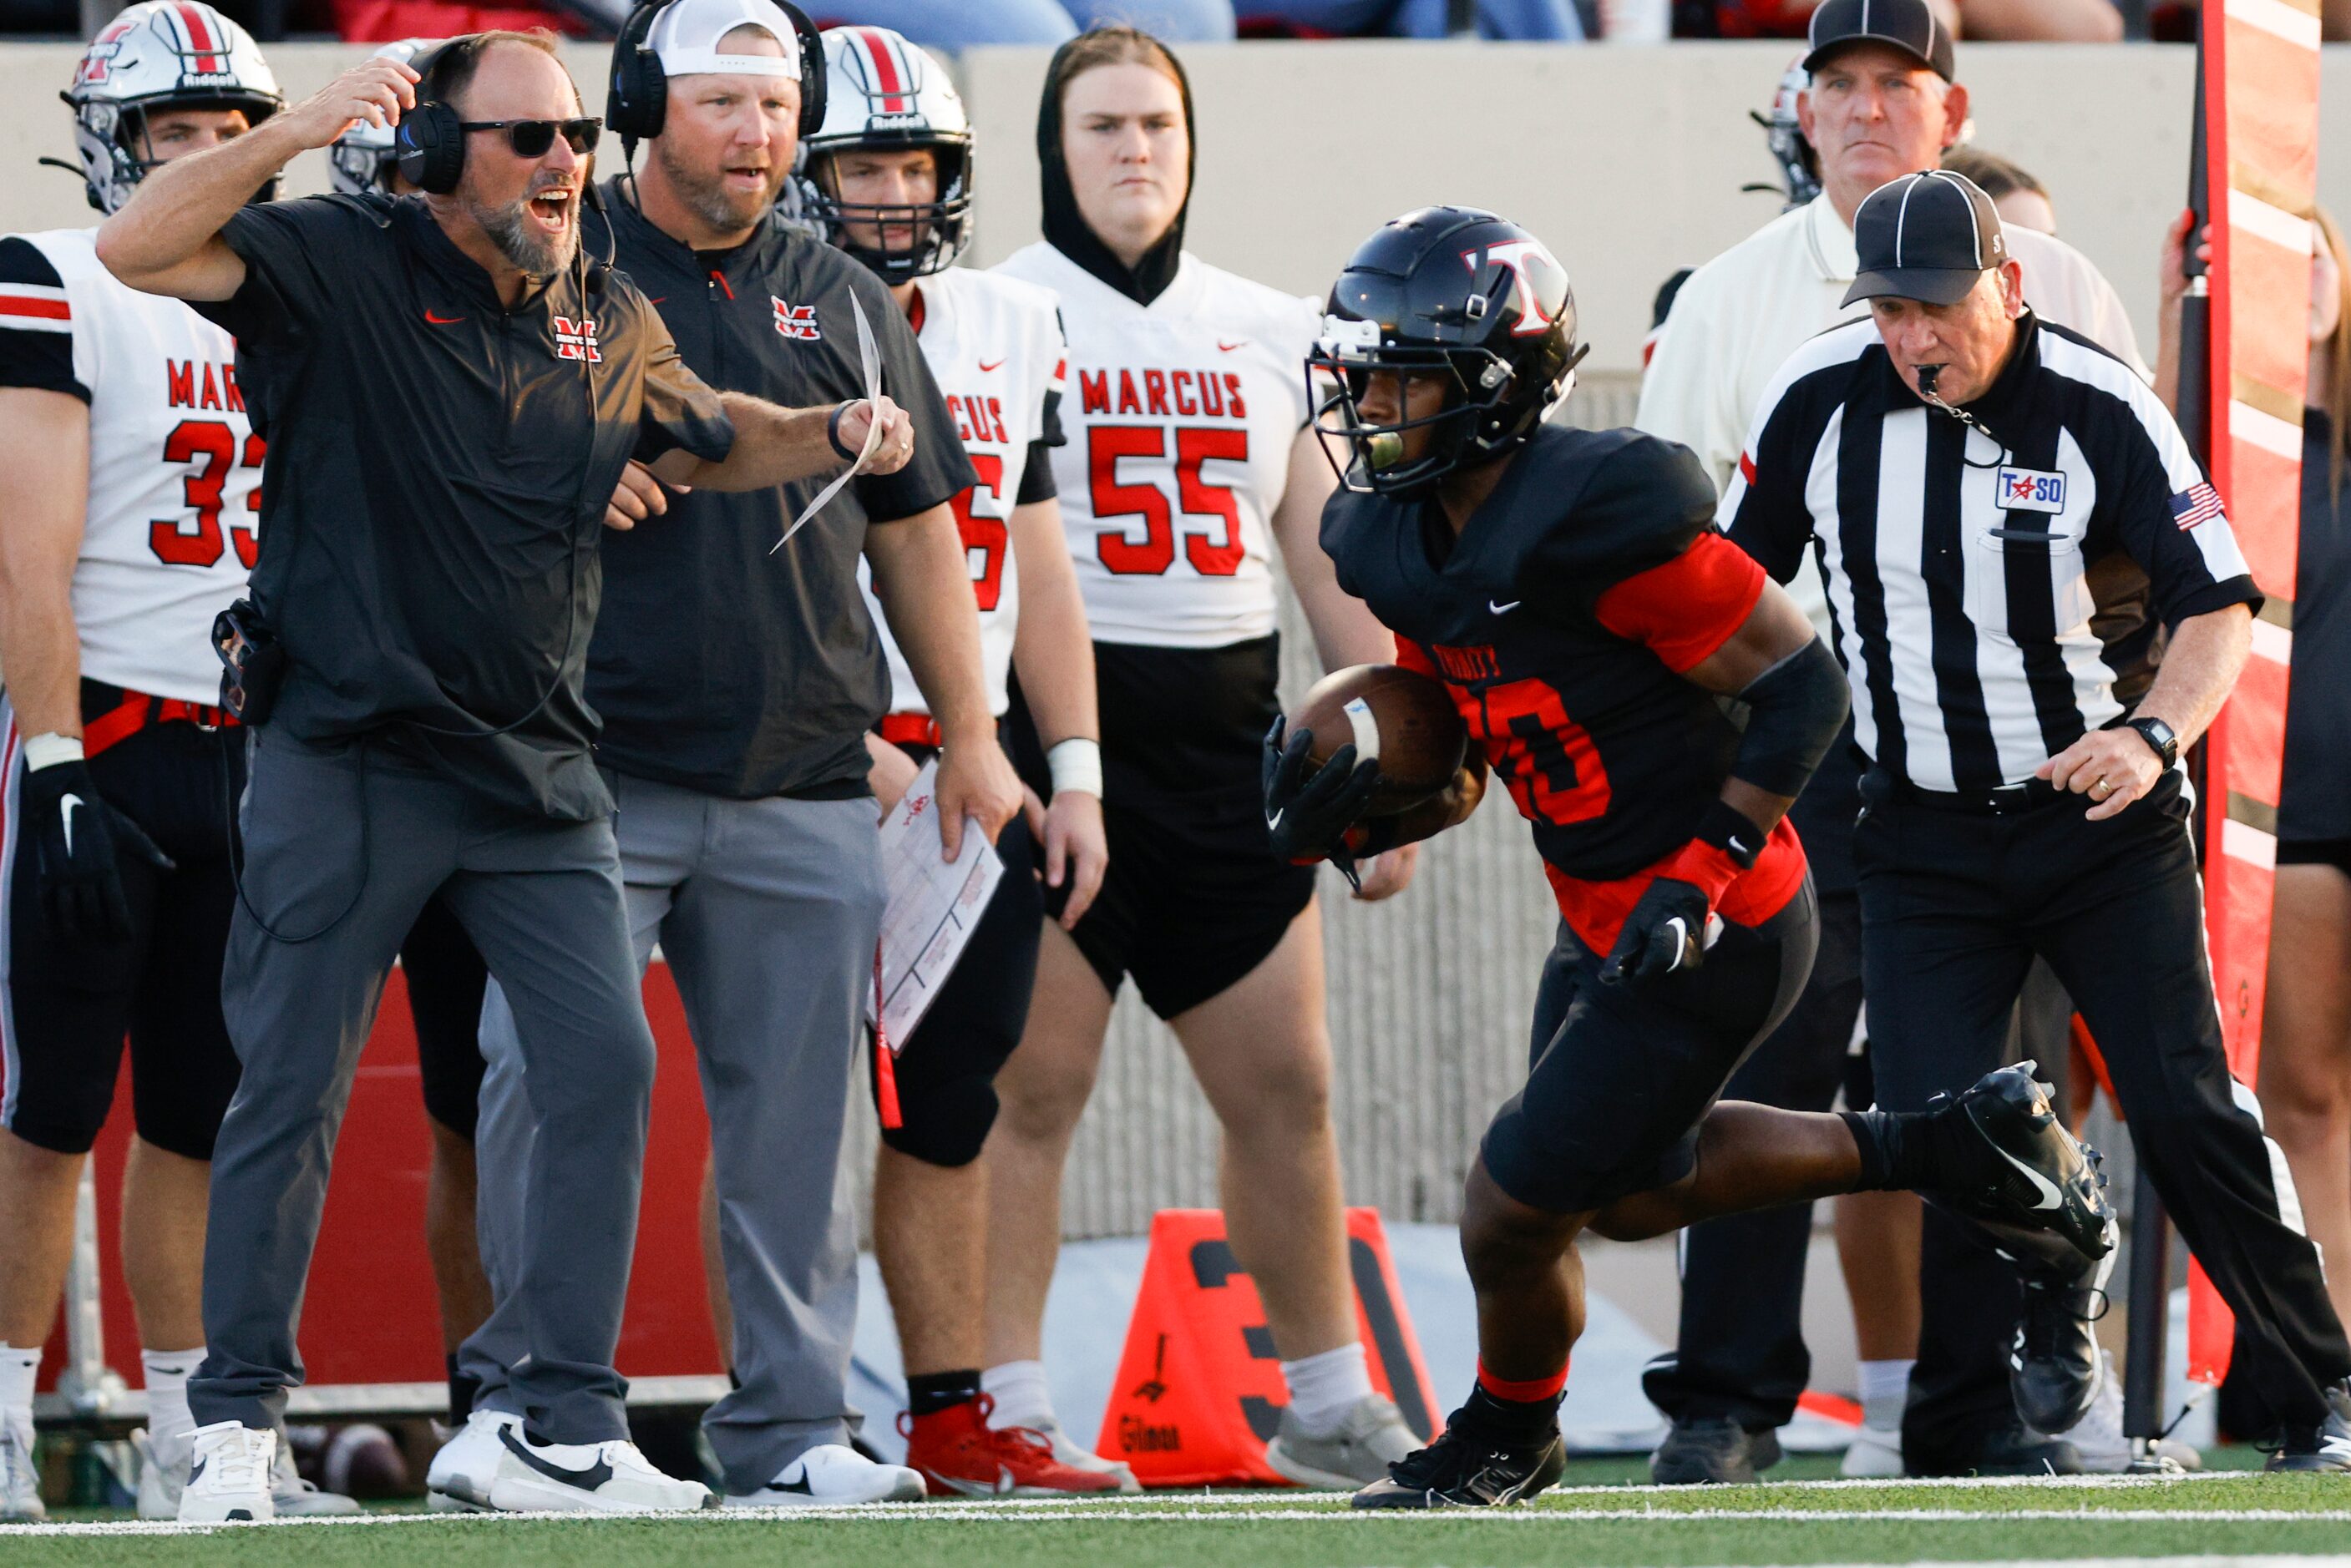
[898,1396,1125,1498]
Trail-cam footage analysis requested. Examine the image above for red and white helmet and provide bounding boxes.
[802,26,971,282]
[67,1,281,215]
[330,38,443,196]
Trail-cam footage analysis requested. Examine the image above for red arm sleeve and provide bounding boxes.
[1592,531,1766,674]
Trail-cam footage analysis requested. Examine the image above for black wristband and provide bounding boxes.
[1693,799,1766,870]
[827,401,861,463]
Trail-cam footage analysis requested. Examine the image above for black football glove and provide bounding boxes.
[1599,877,1716,987]
[21,756,173,944]
[1263,716,1382,893]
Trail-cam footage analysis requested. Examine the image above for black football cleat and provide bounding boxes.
[1905,1419,2085,1478]
[1920,1063,2119,1277]
[1649,1416,1783,1485]
[2267,1381,2351,1472]
[2011,1264,2110,1435]
[1351,1419,1567,1510]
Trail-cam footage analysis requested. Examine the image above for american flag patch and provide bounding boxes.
[2170,483,2224,530]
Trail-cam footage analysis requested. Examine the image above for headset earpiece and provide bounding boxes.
[606,0,670,149]
[395,100,464,195]
[776,0,825,139]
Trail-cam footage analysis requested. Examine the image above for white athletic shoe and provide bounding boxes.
[427,1409,519,1511]
[1023,1417,1140,1495]
[138,1424,362,1518]
[270,1430,362,1515]
[178,1421,276,1523]
[2055,1352,2202,1474]
[1839,1421,1905,1478]
[1,1420,43,1522]
[480,1424,714,1514]
[1264,1394,1419,1489]
[723,1444,925,1506]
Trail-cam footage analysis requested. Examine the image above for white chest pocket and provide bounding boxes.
[1964,463,2095,638]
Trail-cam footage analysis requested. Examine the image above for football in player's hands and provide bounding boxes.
[1284,664,1467,818]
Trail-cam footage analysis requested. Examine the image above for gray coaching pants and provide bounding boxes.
[464,772,883,1493]
[191,730,654,1444]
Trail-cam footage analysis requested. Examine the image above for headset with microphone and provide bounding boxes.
[605,0,827,169]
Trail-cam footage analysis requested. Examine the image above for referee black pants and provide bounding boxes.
[1857,768,2351,1457]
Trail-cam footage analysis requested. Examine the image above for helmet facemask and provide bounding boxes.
[1310,316,1569,499]
[804,138,970,283]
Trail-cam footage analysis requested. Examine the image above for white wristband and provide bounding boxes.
[23,733,84,771]
[1046,737,1102,799]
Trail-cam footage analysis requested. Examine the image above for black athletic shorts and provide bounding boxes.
[1480,878,1820,1215]
[864,728,1041,1167]
[1,699,245,1159]
[1011,635,1315,1022]
[402,892,489,1141]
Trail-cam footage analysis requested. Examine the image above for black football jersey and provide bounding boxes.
[1320,424,1762,885]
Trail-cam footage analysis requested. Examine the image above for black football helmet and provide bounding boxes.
[1309,207,1587,498]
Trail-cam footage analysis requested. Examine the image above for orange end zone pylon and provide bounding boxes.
[1093,1207,1442,1486]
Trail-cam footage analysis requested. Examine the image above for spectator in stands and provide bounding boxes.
[813,1,1237,45]
[1940,145,2055,234]
[1685,0,2122,38]
[1242,0,1583,38]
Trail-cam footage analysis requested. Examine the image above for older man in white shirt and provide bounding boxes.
[1634,0,2151,1487]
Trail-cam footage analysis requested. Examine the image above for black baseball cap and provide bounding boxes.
[1804,0,1956,82]
[1842,170,2008,307]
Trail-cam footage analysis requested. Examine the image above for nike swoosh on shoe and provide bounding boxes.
[498,1429,614,1490]
[1992,1141,2068,1211]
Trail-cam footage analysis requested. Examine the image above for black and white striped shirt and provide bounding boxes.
[1725,313,2260,793]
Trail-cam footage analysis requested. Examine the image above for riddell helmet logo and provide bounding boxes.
[1463,238,1568,337]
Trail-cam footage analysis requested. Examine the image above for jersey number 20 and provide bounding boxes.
[150,417,261,569]
[1087,425,1247,577]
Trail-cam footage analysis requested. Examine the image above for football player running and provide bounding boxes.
[1279,208,2118,1508]
[802,24,1116,1496]
[982,25,1418,1489]
[0,3,354,1522]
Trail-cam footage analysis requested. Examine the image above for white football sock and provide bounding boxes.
[1281,1343,1373,1434]
[1856,1358,1914,1432]
[980,1360,1055,1430]
[0,1345,38,1436]
[141,1348,203,1465]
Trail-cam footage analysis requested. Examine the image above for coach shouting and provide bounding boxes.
[1727,170,2351,1475]
[94,32,919,1520]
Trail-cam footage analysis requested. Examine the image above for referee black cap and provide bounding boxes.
[1804,0,1956,82]
[1843,170,2007,307]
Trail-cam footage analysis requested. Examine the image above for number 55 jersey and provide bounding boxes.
[0,229,259,705]
[1320,423,1809,954]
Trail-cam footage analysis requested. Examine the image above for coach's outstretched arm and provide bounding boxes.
[646,392,916,493]
[96,58,419,299]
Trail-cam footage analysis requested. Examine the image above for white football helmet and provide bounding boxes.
[67,0,281,215]
[329,38,443,196]
[802,26,971,282]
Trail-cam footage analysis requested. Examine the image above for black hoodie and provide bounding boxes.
[1036,36,1197,307]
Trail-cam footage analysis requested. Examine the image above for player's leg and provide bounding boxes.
[2254,857,2351,1332]
[2028,799,2351,1469]
[978,900,1120,1457]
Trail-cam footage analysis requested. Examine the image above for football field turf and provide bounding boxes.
[13,1463,2351,1568]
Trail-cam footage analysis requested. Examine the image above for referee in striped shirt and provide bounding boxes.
[1727,170,2351,1473]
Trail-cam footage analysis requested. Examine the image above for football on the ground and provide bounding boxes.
[1287,664,1469,817]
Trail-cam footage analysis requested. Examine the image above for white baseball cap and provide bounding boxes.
[648,0,800,80]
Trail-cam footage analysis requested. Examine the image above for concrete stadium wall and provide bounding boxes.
[0,39,2323,1235]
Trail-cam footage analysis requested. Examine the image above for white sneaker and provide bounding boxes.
[428,1409,519,1511]
[1,1421,43,1522]
[1021,1417,1139,1495]
[2058,1351,2203,1473]
[271,1429,362,1515]
[723,1443,925,1506]
[178,1421,276,1523]
[1840,1421,1904,1478]
[1264,1394,1419,1489]
[481,1425,714,1514]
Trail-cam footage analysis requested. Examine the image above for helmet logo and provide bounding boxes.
[1462,238,1568,338]
[74,15,137,86]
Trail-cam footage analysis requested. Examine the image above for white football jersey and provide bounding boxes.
[993,242,1317,649]
[0,229,259,705]
[863,266,1068,719]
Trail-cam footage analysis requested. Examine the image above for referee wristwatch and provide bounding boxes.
[2126,716,2180,770]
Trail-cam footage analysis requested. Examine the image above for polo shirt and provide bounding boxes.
[196,192,734,821]
[585,186,974,799]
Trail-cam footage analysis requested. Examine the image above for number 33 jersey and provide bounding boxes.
[994,242,1316,649]
[1320,424,1807,946]
[864,266,1068,718]
[0,230,258,705]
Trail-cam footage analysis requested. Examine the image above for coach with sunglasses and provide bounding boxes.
[94,32,921,1519]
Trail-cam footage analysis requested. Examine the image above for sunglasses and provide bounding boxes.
[459,117,602,159]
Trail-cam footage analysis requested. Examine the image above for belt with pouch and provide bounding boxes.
[80,678,239,759]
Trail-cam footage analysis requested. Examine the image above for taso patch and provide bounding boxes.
[773,298,821,341]
[1994,466,2066,513]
